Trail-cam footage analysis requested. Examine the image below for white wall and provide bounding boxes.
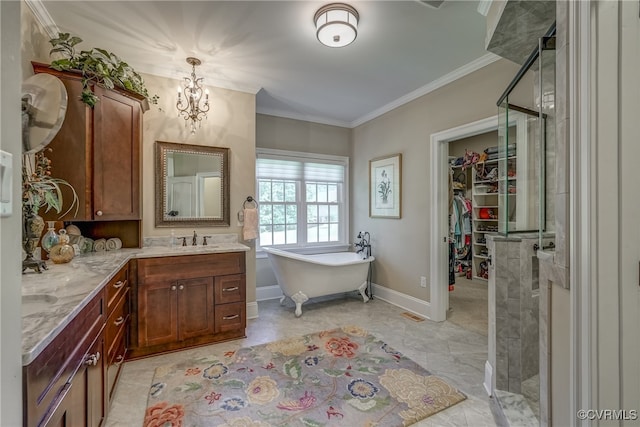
[1,2,23,425]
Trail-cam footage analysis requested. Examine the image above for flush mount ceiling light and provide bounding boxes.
[314,3,359,48]
[176,57,210,134]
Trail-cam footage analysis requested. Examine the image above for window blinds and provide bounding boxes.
[256,155,345,183]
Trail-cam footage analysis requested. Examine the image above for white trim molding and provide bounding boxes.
[24,0,60,39]
[246,301,259,320]
[352,53,500,128]
[568,0,593,422]
[371,283,431,320]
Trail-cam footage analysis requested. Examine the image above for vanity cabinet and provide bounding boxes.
[23,289,105,427]
[32,62,145,247]
[23,263,130,427]
[131,252,246,358]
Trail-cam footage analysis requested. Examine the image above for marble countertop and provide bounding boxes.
[21,242,250,366]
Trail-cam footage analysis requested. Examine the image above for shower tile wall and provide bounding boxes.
[489,234,547,393]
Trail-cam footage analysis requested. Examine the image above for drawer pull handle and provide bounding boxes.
[113,280,125,289]
[85,352,100,366]
[115,354,125,366]
[223,287,239,292]
[223,314,239,320]
[114,316,125,326]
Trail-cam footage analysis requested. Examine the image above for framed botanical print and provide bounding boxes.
[369,153,402,218]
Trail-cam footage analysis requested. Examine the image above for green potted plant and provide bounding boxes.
[48,32,158,107]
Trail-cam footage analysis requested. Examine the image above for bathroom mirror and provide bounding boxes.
[155,141,230,227]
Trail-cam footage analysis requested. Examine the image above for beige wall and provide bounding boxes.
[141,73,257,302]
[254,113,351,291]
[449,131,498,159]
[352,59,521,301]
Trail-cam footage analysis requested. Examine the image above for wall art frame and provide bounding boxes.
[369,153,402,218]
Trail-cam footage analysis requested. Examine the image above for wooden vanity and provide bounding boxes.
[22,247,248,427]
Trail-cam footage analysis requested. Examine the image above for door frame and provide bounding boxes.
[429,115,499,321]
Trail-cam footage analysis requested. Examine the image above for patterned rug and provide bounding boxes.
[143,326,466,427]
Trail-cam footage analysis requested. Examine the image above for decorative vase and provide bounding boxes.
[49,229,75,264]
[41,221,59,253]
[22,211,47,273]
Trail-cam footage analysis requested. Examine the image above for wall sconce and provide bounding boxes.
[176,57,209,134]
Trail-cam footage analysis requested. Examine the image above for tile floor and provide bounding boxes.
[105,295,498,426]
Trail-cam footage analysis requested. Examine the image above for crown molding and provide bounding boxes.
[350,52,500,128]
[256,107,352,129]
[24,0,60,39]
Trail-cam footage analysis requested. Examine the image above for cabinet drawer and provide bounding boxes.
[106,265,129,311]
[106,289,129,352]
[215,274,246,304]
[106,331,127,403]
[138,252,245,282]
[215,302,245,333]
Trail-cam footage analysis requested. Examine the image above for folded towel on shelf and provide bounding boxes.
[242,208,258,241]
[93,238,107,252]
[106,237,122,250]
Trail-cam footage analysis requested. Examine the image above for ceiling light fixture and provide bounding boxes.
[314,3,359,48]
[176,57,209,134]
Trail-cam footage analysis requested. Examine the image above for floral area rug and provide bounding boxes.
[143,326,466,427]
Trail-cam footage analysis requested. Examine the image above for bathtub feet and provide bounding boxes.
[291,291,309,317]
[279,295,287,305]
[358,281,370,303]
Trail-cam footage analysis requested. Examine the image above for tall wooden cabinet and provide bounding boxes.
[32,62,146,247]
[131,252,246,359]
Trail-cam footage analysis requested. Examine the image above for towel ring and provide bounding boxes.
[243,196,258,209]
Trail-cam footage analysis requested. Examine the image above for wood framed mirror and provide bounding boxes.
[155,141,230,227]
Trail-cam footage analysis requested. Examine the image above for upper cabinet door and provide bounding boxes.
[93,86,142,220]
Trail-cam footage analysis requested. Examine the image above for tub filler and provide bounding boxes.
[263,248,375,317]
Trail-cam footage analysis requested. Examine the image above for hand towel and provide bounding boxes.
[242,208,258,241]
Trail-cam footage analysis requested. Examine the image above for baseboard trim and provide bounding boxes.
[484,360,493,396]
[254,283,431,320]
[256,284,283,302]
[371,283,431,320]
[247,301,259,320]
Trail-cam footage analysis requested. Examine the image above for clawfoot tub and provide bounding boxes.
[262,248,374,317]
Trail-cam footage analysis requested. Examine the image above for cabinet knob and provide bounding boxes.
[96,210,103,216]
[171,285,177,291]
[179,284,184,290]
[114,316,125,326]
[84,352,100,366]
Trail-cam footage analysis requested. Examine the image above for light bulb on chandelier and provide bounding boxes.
[176,57,210,134]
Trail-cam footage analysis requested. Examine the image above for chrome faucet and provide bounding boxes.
[192,230,197,246]
[354,231,371,259]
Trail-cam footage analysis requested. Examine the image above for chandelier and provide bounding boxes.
[176,57,210,134]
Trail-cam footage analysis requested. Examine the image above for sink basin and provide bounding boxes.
[22,294,58,316]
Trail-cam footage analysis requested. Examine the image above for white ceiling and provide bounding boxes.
[35,0,497,128]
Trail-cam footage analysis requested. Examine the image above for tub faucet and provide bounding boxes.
[355,231,371,259]
[192,230,197,246]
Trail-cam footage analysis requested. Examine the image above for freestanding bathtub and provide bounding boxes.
[262,248,375,317]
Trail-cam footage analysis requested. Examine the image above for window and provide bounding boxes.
[256,149,348,247]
